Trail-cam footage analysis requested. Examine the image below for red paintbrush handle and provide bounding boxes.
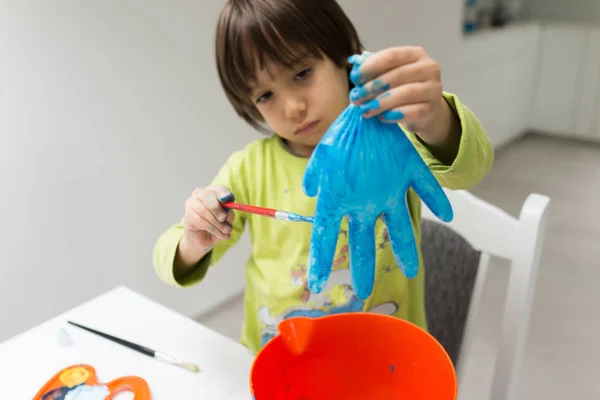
[220,201,277,218]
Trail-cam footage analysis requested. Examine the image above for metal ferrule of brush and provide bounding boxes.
[274,211,291,220]
[154,351,181,366]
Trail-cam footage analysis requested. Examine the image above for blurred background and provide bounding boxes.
[1,0,599,398]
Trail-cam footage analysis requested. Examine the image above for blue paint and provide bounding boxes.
[302,53,453,299]
[390,364,395,374]
[381,109,405,121]
[260,294,365,346]
[360,98,380,113]
[286,213,314,223]
[348,55,372,84]
[349,88,361,101]
[218,192,235,203]
[370,80,391,95]
[350,80,391,101]
[349,63,365,84]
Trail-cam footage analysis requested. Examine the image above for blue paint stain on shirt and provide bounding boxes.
[302,52,453,300]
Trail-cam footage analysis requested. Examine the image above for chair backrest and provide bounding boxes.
[421,219,481,367]
[421,189,550,400]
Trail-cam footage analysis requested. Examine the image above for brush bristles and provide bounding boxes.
[181,362,200,373]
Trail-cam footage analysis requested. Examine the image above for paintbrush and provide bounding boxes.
[67,321,199,373]
[220,201,314,223]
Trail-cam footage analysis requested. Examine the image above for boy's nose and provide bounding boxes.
[284,97,307,120]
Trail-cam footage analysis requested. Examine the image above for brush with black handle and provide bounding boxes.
[67,320,199,373]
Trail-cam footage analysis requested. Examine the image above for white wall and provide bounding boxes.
[445,22,541,148]
[2,0,522,343]
[1,0,256,342]
[339,0,462,67]
[523,0,600,24]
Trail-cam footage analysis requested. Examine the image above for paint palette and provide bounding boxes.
[302,54,454,299]
[33,364,151,399]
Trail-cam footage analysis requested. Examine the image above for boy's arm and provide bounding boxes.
[407,92,494,190]
[152,151,248,287]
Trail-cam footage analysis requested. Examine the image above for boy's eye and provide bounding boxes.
[255,91,272,104]
[295,67,313,80]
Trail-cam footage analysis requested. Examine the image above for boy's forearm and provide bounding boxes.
[410,97,462,165]
[173,236,210,280]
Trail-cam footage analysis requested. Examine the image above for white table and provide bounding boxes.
[0,286,254,399]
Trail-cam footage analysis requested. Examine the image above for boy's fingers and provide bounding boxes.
[356,47,422,84]
[186,212,204,232]
[351,60,436,104]
[359,81,441,119]
[194,188,229,223]
[226,210,236,225]
[212,185,235,203]
[187,199,229,238]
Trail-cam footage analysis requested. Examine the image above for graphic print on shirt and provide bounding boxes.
[258,227,399,346]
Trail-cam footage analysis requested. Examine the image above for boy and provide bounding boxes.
[153,0,494,354]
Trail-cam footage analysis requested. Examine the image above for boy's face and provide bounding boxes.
[249,53,350,157]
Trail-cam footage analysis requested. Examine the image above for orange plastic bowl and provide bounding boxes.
[250,312,456,400]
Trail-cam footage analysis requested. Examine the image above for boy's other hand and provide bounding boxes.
[184,185,235,250]
[176,185,235,272]
[349,46,457,146]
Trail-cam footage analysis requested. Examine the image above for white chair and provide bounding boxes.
[420,189,550,400]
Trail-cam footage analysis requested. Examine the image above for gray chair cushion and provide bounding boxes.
[421,219,481,367]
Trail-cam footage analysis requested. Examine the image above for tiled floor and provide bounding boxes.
[198,133,600,399]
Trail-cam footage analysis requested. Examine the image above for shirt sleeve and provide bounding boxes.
[152,150,248,288]
[407,91,494,190]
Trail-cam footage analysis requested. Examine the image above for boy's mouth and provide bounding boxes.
[295,120,320,136]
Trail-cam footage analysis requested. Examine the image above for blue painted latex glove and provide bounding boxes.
[302,53,454,300]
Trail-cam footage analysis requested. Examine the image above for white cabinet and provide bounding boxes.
[531,24,600,141]
[445,22,541,149]
[570,29,600,137]
[572,28,600,139]
[530,24,587,135]
[447,22,600,146]
[578,28,600,141]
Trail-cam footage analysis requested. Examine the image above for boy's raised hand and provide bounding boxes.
[302,53,455,299]
[348,47,450,144]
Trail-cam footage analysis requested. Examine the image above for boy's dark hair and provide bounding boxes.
[215,0,363,132]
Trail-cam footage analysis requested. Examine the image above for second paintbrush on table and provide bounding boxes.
[67,321,199,373]
[220,201,314,223]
